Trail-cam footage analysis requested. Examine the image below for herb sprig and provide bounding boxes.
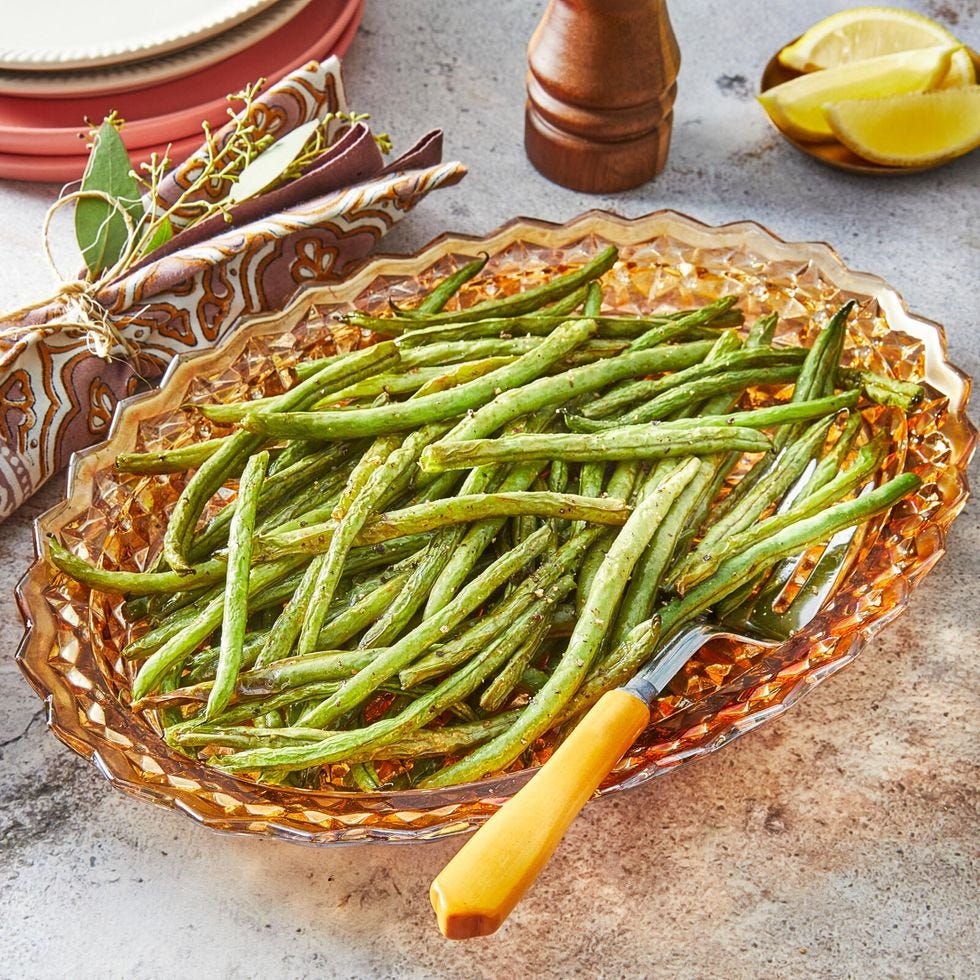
[75,81,390,280]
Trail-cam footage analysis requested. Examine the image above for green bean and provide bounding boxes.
[480,609,555,712]
[217,577,572,773]
[547,459,569,495]
[419,425,770,471]
[265,444,310,479]
[805,410,863,494]
[576,528,619,618]
[772,303,853,453]
[165,681,346,734]
[115,437,227,474]
[516,666,551,697]
[660,320,780,543]
[120,594,152,622]
[359,533,464,648]
[370,306,731,347]
[163,424,262,571]
[325,358,516,405]
[335,436,401,518]
[156,664,186,729]
[582,346,804,421]
[130,557,302,701]
[339,533,435,577]
[560,619,662,721]
[373,438,526,632]
[251,482,347,540]
[669,418,834,590]
[609,458,718,644]
[358,284,593,346]
[595,308,741,340]
[123,589,221,660]
[420,458,701,787]
[572,363,802,432]
[837,368,924,411]
[182,564,417,682]
[174,710,524,761]
[236,647,380,695]
[186,631,268,685]
[263,492,345,541]
[401,530,600,688]
[316,569,414,650]
[299,424,449,655]
[294,337,546,382]
[163,342,400,569]
[189,443,359,561]
[244,318,597,441]
[353,490,631,538]
[420,411,556,616]
[565,390,860,435]
[673,436,887,595]
[556,339,633,366]
[48,539,229,596]
[572,328,741,425]
[422,460,547,616]
[414,253,489,314]
[293,524,554,729]
[316,356,519,412]
[746,312,779,347]
[575,460,644,616]
[440,343,721,445]
[198,363,513,423]
[655,473,920,644]
[627,297,738,352]
[254,553,327,667]
[573,463,607,535]
[628,364,803,424]
[256,490,630,559]
[347,762,381,791]
[370,310,702,345]
[206,450,268,719]
[388,245,617,326]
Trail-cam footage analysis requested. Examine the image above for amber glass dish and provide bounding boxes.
[16,210,976,844]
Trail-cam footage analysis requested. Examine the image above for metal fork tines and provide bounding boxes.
[624,484,871,705]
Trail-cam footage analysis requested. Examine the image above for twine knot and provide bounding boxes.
[0,188,143,363]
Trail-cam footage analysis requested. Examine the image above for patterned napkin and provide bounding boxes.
[0,58,465,519]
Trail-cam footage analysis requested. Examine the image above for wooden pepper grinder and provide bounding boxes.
[525,0,680,193]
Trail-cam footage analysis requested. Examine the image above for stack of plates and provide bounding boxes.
[0,0,364,181]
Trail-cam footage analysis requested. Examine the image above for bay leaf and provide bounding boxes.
[229,120,320,204]
[140,215,173,258]
[75,120,145,278]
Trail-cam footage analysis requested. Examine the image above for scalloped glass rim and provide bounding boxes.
[15,209,976,846]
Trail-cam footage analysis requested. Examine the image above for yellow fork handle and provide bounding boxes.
[430,688,651,939]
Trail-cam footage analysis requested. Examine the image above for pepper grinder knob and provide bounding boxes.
[524,0,681,193]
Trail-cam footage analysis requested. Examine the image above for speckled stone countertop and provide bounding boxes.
[1,2,977,977]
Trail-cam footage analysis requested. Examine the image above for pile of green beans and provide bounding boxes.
[50,246,923,791]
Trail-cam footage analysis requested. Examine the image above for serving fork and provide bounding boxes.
[430,508,867,939]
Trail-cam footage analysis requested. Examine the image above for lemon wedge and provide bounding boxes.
[939,48,977,88]
[759,45,957,141]
[778,6,960,72]
[826,86,980,166]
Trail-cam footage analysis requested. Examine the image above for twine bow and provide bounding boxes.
[0,189,143,362]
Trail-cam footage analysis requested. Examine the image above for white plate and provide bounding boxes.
[0,0,312,96]
[0,0,283,70]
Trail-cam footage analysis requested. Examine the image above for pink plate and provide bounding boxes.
[0,0,362,158]
[0,1,363,183]
[0,132,203,183]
